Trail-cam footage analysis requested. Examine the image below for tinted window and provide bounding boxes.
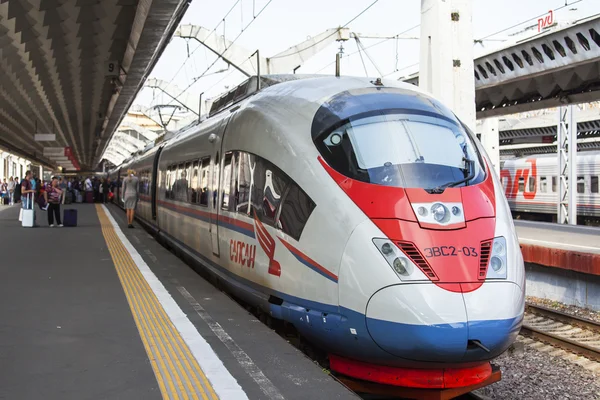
[185,162,193,202]
[220,151,316,239]
[540,176,547,193]
[222,153,233,210]
[528,176,535,192]
[277,184,316,240]
[252,157,289,225]
[518,177,524,192]
[212,154,219,209]
[191,161,199,203]
[236,152,254,215]
[577,176,585,194]
[592,176,599,194]
[173,163,188,202]
[166,166,174,199]
[552,176,557,192]
[200,158,210,206]
[315,113,485,190]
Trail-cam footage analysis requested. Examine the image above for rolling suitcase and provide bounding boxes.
[64,191,73,204]
[2,196,8,205]
[75,191,83,203]
[21,194,35,228]
[63,209,77,227]
[85,191,93,203]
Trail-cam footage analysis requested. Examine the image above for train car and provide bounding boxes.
[120,75,525,390]
[501,152,600,223]
[108,164,129,209]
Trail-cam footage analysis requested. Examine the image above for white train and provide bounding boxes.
[110,75,525,389]
[501,152,600,222]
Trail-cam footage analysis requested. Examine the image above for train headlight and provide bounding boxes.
[431,203,448,223]
[486,237,507,279]
[372,239,425,281]
[381,242,394,255]
[393,257,410,276]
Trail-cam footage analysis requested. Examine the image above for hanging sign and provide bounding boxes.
[35,134,56,141]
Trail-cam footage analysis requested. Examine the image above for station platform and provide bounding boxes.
[515,220,600,275]
[0,203,356,400]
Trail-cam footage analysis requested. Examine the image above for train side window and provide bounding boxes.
[236,152,254,215]
[199,157,210,206]
[171,165,179,200]
[276,184,316,241]
[146,169,152,196]
[229,152,239,212]
[221,152,233,210]
[165,166,173,199]
[592,176,599,194]
[191,161,199,203]
[518,177,524,192]
[253,158,289,226]
[185,162,193,202]
[212,153,220,209]
[539,176,547,193]
[527,176,535,192]
[552,176,557,192]
[577,176,585,194]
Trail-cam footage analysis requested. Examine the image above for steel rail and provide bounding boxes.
[522,303,600,362]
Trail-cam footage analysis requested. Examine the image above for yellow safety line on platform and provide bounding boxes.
[96,205,219,400]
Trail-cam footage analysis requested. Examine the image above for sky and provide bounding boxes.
[133,0,600,114]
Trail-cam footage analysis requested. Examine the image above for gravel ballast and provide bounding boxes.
[527,296,600,323]
[473,338,600,399]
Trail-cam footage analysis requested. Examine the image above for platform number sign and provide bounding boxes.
[105,60,119,77]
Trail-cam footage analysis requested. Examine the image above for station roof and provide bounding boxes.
[0,0,189,170]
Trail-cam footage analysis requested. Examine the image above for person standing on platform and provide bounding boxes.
[1,178,7,203]
[20,171,35,210]
[44,177,63,227]
[7,177,15,205]
[122,169,139,229]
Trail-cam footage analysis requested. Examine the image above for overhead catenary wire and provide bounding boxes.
[165,0,243,86]
[355,36,383,77]
[354,37,369,76]
[268,0,381,60]
[169,0,275,104]
[315,23,420,74]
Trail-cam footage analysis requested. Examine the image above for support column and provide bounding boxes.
[568,105,577,225]
[420,0,475,131]
[557,105,577,225]
[479,118,500,175]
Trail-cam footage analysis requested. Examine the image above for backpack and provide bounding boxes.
[14,180,22,202]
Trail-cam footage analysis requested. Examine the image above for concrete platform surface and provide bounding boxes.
[515,220,600,276]
[0,204,356,400]
[515,220,600,254]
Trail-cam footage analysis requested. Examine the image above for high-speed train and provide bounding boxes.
[110,75,525,389]
[501,152,600,224]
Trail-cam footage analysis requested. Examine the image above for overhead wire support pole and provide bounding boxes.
[557,105,578,225]
[569,105,578,225]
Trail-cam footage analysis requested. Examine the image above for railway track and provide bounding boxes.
[521,303,600,362]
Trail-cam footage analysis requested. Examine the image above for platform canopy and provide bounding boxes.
[0,0,189,170]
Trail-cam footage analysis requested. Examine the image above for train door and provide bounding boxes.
[209,151,220,255]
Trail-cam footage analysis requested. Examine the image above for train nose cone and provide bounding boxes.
[365,284,469,362]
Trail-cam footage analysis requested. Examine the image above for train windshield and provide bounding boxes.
[318,112,485,189]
